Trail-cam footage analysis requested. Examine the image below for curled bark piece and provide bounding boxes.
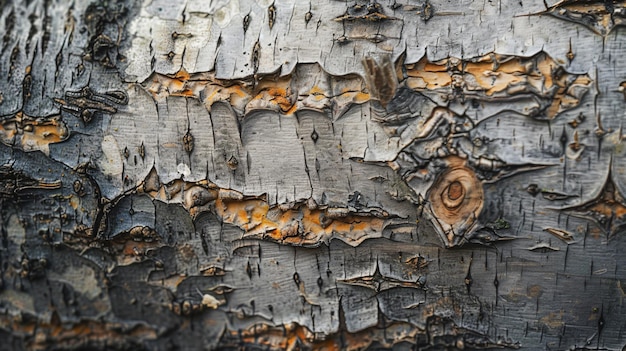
[141,64,369,119]
[404,51,591,120]
[543,227,575,243]
[0,112,69,154]
[530,1,626,37]
[363,55,398,108]
[217,314,519,350]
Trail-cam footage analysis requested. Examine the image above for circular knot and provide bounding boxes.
[442,180,465,209]
[427,164,483,238]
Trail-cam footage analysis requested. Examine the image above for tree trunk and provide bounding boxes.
[1,0,626,350]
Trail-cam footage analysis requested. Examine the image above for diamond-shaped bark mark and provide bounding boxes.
[337,261,425,292]
[561,169,626,236]
[334,2,397,22]
[425,157,484,248]
[525,1,626,37]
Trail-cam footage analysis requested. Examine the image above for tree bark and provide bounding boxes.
[1,0,626,350]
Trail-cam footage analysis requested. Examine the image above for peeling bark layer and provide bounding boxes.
[2,0,626,350]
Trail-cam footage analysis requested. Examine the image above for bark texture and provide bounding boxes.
[2,0,626,350]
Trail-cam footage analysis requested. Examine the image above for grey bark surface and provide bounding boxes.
[1,0,626,350]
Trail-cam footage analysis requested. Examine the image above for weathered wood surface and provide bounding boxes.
[2,0,626,350]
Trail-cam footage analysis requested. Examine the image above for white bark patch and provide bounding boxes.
[0,290,35,315]
[255,0,273,7]
[202,294,222,309]
[48,266,102,300]
[97,135,124,179]
[177,163,191,178]
[7,214,25,246]
[211,0,240,28]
